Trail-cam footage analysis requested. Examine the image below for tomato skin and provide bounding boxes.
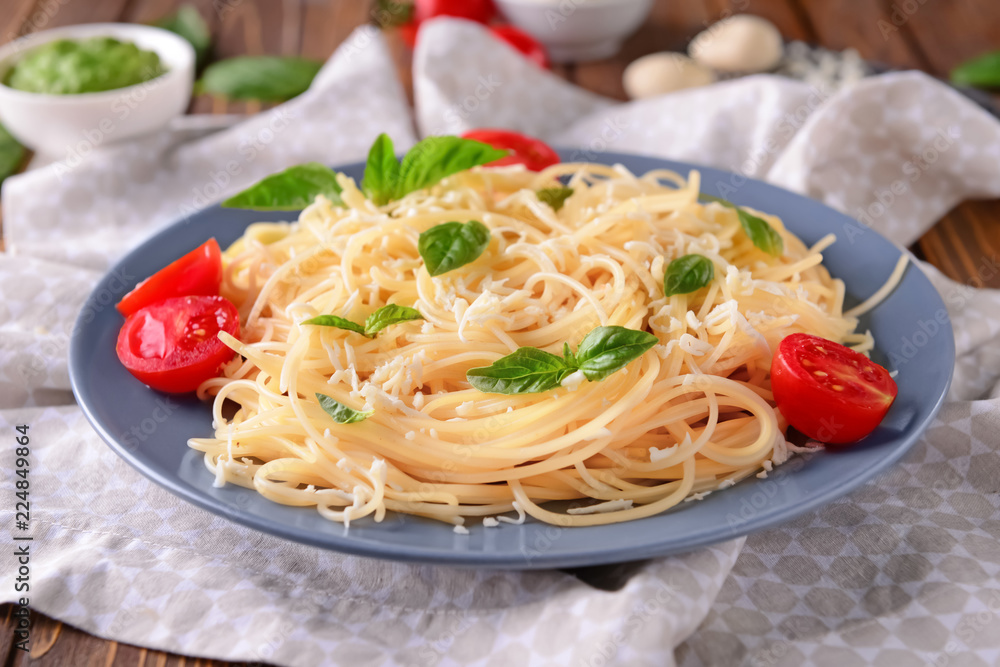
[116,296,240,394]
[490,25,550,69]
[116,239,222,316]
[771,334,898,444]
[461,129,560,172]
[413,0,495,24]
[399,0,496,47]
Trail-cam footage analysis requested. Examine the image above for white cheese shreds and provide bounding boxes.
[567,499,634,515]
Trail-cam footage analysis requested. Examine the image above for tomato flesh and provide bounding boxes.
[770,333,897,444]
[461,129,560,172]
[116,239,223,316]
[116,296,240,394]
[490,25,550,69]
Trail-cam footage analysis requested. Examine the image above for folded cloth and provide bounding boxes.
[1,17,999,667]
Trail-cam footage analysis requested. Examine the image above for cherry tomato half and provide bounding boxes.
[116,239,222,316]
[116,296,240,394]
[490,25,550,69]
[461,129,560,172]
[771,333,897,444]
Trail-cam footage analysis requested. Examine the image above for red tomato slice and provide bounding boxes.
[490,25,550,69]
[116,239,223,316]
[461,129,560,172]
[770,333,897,444]
[116,296,240,394]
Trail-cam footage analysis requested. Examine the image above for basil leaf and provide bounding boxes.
[664,254,714,297]
[467,348,576,395]
[0,123,25,186]
[154,4,211,69]
[397,136,507,200]
[222,162,343,210]
[198,56,322,101]
[363,133,401,206]
[316,393,373,424]
[700,194,783,257]
[364,304,423,336]
[418,220,491,277]
[537,187,573,211]
[574,326,658,382]
[563,342,576,367]
[951,51,1000,88]
[302,315,367,336]
[374,0,414,27]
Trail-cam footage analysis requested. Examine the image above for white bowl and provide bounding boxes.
[0,23,194,156]
[494,0,654,63]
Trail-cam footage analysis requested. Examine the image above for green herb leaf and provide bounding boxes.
[362,133,401,206]
[418,220,491,277]
[537,187,573,211]
[700,194,783,257]
[467,348,576,395]
[951,51,1000,88]
[663,254,715,297]
[154,4,211,69]
[197,56,322,101]
[0,123,25,186]
[574,326,658,382]
[364,304,423,336]
[316,393,373,424]
[374,0,414,27]
[302,315,367,336]
[397,136,507,200]
[222,162,343,211]
[563,342,576,367]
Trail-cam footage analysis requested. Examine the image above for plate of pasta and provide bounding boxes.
[70,136,954,569]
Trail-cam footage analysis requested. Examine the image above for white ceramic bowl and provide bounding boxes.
[0,23,194,156]
[494,0,654,63]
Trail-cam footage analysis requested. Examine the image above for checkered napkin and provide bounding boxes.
[2,18,999,666]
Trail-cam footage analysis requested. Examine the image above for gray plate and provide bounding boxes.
[69,151,954,569]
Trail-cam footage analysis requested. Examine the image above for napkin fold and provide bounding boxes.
[1,18,999,667]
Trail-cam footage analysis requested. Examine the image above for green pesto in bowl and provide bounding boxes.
[3,37,167,95]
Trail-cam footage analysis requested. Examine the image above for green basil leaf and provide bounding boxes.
[537,187,573,211]
[574,326,658,382]
[316,393,373,424]
[222,162,343,210]
[467,348,576,395]
[397,136,508,200]
[700,194,783,257]
[363,133,401,206]
[154,4,211,69]
[0,123,25,186]
[198,56,322,101]
[664,254,714,297]
[364,304,423,336]
[302,315,367,336]
[951,51,1000,88]
[563,342,576,367]
[373,0,414,27]
[418,220,491,277]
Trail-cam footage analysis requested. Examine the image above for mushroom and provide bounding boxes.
[688,14,784,73]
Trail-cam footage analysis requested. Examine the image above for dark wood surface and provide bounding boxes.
[1,0,997,665]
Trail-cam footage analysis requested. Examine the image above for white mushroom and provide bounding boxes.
[623,52,717,99]
[688,14,784,73]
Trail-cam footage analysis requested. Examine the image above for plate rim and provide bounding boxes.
[69,149,956,569]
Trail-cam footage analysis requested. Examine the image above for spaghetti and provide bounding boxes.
[189,162,896,528]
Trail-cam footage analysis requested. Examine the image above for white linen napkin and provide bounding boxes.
[1,18,999,666]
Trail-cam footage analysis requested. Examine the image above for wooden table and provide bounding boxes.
[1,0,997,664]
